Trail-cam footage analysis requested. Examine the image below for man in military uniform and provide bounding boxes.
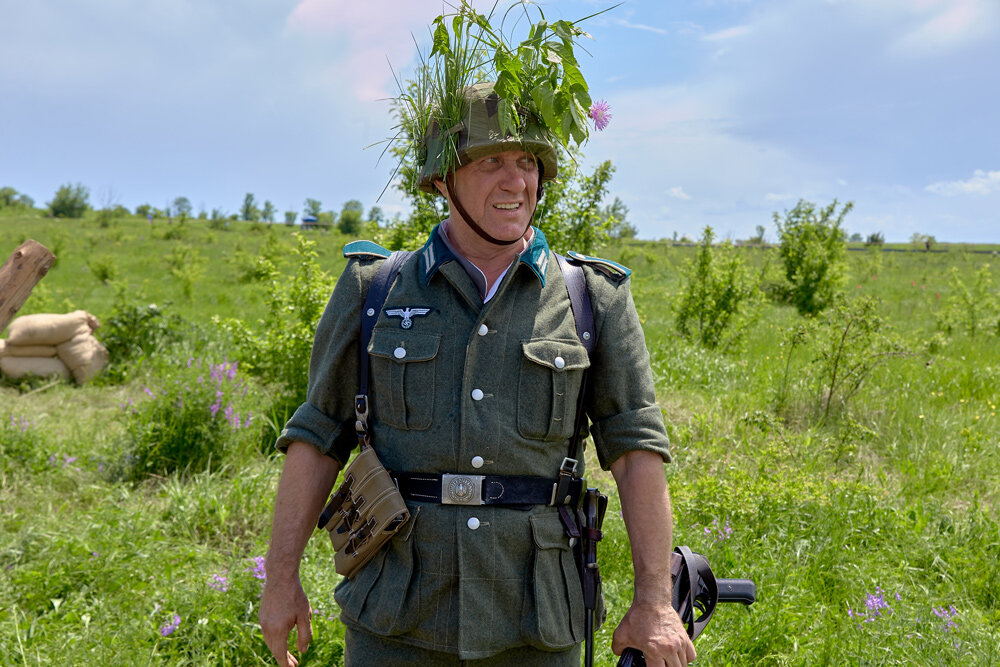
[258,81,696,666]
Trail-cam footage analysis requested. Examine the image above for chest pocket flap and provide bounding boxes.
[521,339,590,372]
[518,339,590,441]
[369,329,441,430]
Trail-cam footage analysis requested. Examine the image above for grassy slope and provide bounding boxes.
[1,213,998,665]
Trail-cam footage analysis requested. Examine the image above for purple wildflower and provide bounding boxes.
[932,605,959,632]
[244,413,252,428]
[589,100,612,131]
[246,556,266,581]
[160,613,181,637]
[208,571,229,592]
[90,552,100,560]
[144,387,155,398]
[225,404,235,427]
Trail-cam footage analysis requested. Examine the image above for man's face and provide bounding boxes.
[438,149,539,245]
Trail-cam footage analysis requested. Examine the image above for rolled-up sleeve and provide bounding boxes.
[584,270,671,470]
[275,258,374,467]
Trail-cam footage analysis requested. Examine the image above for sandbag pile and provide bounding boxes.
[0,310,108,384]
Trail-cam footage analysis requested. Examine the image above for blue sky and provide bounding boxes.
[1,0,998,242]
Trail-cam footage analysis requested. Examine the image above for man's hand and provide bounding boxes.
[612,601,696,667]
[259,574,313,667]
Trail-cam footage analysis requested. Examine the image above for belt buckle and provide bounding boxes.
[441,474,485,505]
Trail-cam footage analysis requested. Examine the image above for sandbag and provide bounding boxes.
[0,356,71,381]
[56,334,109,383]
[4,344,58,358]
[6,310,99,346]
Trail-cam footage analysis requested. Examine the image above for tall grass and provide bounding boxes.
[1,215,998,664]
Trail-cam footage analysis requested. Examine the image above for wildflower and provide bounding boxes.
[90,552,100,560]
[244,413,252,428]
[160,613,181,637]
[589,100,612,131]
[932,605,958,631]
[144,387,156,398]
[187,357,194,368]
[246,556,266,581]
[208,571,229,592]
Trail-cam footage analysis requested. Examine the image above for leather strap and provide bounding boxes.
[392,472,583,507]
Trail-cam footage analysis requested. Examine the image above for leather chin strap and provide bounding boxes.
[443,169,545,247]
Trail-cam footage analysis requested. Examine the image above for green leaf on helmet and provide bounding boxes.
[432,21,450,57]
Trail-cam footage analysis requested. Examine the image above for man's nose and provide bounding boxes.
[497,162,527,191]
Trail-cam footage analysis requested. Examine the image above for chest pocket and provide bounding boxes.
[517,339,590,441]
[369,329,441,431]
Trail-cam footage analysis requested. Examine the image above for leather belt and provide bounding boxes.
[391,472,583,507]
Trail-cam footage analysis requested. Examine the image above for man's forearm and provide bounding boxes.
[611,450,674,603]
[265,441,341,579]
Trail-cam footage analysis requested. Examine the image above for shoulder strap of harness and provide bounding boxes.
[554,253,595,479]
[356,250,414,445]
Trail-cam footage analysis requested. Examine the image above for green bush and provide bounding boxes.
[674,226,759,349]
[774,199,852,316]
[98,295,180,382]
[117,359,255,481]
[47,182,90,218]
[936,264,999,338]
[216,234,334,399]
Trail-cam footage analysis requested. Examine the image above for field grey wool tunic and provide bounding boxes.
[276,225,671,660]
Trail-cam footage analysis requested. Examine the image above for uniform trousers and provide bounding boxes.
[344,627,581,666]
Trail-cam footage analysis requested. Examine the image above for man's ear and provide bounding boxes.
[433,179,447,198]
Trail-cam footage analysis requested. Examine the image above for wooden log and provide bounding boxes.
[0,240,57,334]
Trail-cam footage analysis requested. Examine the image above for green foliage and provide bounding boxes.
[774,199,852,315]
[533,148,615,254]
[115,360,255,481]
[393,1,606,189]
[809,296,908,423]
[216,234,334,400]
[338,199,364,236]
[865,231,885,246]
[173,197,192,217]
[303,198,322,218]
[135,203,152,218]
[164,244,205,300]
[674,226,760,349]
[240,193,259,222]
[261,200,276,223]
[47,182,90,218]
[98,295,179,383]
[937,264,999,338]
[0,186,19,207]
[604,197,636,239]
[87,255,119,284]
[283,210,296,225]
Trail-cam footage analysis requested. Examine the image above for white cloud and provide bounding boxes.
[890,0,999,56]
[667,186,692,200]
[613,18,670,36]
[702,25,752,41]
[926,169,1000,196]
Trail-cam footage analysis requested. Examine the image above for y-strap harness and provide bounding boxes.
[350,250,595,511]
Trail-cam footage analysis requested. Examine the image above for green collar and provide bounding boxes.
[419,224,550,287]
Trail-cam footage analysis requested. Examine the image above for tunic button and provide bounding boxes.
[554,356,565,370]
[366,308,375,317]
[471,456,484,468]
[471,389,484,401]
[467,517,480,530]
[393,346,406,359]
[569,537,577,547]
[478,323,488,336]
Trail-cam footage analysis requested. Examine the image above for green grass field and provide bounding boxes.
[1,213,998,665]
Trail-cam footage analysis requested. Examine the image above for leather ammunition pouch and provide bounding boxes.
[318,447,410,579]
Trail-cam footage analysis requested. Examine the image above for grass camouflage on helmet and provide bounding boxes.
[390,0,615,195]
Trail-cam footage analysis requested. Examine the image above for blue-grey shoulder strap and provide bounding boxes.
[555,252,595,471]
[555,253,595,356]
[357,250,414,430]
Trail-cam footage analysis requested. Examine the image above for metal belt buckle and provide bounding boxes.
[441,474,485,505]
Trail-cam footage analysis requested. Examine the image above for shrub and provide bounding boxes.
[116,359,256,481]
[809,296,908,423]
[47,182,90,218]
[87,256,119,284]
[215,234,334,399]
[936,265,999,338]
[98,295,179,382]
[774,199,852,316]
[674,226,760,349]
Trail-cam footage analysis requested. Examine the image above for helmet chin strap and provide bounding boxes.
[445,172,542,247]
